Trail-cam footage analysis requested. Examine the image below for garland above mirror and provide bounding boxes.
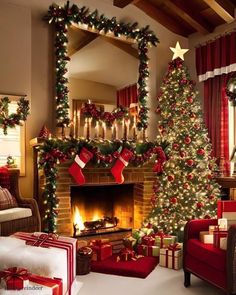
[44,1,158,130]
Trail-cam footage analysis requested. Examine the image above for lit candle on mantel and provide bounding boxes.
[115,120,118,140]
[126,119,130,140]
[102,122,106,140]
[73,110,77,138]
[77,109,80,138]
[95,120,99,138]
[84,118,88,139]
[132,116,137,140]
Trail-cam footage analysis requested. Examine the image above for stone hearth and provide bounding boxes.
[40,162,156,236]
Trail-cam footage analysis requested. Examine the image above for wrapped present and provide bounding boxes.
[220,237,227,250]
[123,236,137,249]
[222,212,236,227]
[116,247,136,262]
[89,240,112,261]
[209,225,219,234]
[213,230,228,248]
[132,228,154,244]
[159,243,183,270]
[218,218,228,230]
[137,244,160,257]
[199,231,213,244]
[217,200,236,218]
[154,232,176,248]
[12,232,76,295]
[29,274,62,295]
[0,267,29,290]
[141,235,155,246]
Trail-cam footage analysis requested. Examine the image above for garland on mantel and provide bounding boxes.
[44,1,158,129]
[38,138,168,232]
[0,97,30,135]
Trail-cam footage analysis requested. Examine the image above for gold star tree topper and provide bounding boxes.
[170,41,189,60]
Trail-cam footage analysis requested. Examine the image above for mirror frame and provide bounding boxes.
[44,2,158,130]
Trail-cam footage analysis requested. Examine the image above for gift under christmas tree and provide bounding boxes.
[147,42,221,239]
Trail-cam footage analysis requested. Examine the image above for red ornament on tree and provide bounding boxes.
[179,151,186,158]
[187,173,194,180]
[187,96,193,103]
[167,175,175,182]
[197,149,205,156]
[186,159,194,167]
[170,197,177,204]
[183,182,190,190]
[173,143,179,150]
[196,202,204,209]
[184,136,191,144]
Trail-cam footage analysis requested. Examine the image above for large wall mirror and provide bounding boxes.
[44,2,158,138]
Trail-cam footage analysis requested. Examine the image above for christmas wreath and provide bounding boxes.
[0,96,30,135]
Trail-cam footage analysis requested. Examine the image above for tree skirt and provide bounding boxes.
[91,255,158,278]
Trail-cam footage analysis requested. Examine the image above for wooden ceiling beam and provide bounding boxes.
[203,0,235,23]
[100,36,139,59]
[68,31,98,57]
[134,0,189,37]
[113,0,140,8]
[165,0,213,34]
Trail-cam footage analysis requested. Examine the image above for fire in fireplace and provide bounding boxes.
[71,183,134,237]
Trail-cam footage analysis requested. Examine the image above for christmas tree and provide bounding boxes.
[147,43,221,238]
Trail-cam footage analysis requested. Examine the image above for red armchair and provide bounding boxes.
[183,219,236,295]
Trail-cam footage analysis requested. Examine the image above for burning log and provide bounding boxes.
[84,216,119,230]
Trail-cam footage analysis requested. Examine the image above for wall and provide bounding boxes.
[0,0,188,198]
[69,78,116,106]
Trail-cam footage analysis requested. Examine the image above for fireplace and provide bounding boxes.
[44,162,155,236]
[71,183,134,236]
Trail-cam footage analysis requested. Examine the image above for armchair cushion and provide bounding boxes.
[186,239,226,271]
[0,187,18,210]
[0,207,32,222]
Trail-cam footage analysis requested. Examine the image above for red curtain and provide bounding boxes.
[117,84,138,108]
[196,31,236,176]
[204,74,231,175]
[196,32,236,82]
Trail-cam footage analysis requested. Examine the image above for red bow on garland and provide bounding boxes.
[153,147,167,174]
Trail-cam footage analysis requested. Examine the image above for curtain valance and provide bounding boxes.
[196,31,236,82]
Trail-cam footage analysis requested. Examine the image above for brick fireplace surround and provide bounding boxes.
[40,162,156,236]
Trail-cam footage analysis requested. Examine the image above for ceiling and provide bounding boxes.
[113,0,236,37]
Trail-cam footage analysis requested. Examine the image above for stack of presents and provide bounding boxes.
[0,232,78,294]
[199,200,236,250]
[0,200,235,292]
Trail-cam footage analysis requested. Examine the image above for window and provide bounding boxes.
[0,95,26,175]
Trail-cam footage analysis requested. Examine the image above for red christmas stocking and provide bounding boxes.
[68,147,93,185]
[111,148,133,184]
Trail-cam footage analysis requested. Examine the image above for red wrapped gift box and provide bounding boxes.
[137,244,160,257]
[89,240,112,261]
[12,232,76,295]
[117,248,136,261]
[29,274,62,295]
[213,229,228,248]
[0,267,29,290]
[141,235,155,246]
[217,200,236,218]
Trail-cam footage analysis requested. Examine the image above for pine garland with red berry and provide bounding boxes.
[0,96,30,135]
[44,1,158,129]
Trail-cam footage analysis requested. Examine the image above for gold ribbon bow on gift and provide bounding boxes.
[0,267,29,282]
[168,243,182,251]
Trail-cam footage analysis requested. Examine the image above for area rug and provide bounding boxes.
[91,255,158,278]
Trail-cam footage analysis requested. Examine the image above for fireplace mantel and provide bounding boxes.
[38,162,156,236]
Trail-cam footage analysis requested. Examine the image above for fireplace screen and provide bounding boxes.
[71,183,134,236]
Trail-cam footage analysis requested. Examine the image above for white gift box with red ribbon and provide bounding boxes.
[11,232,76,295]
